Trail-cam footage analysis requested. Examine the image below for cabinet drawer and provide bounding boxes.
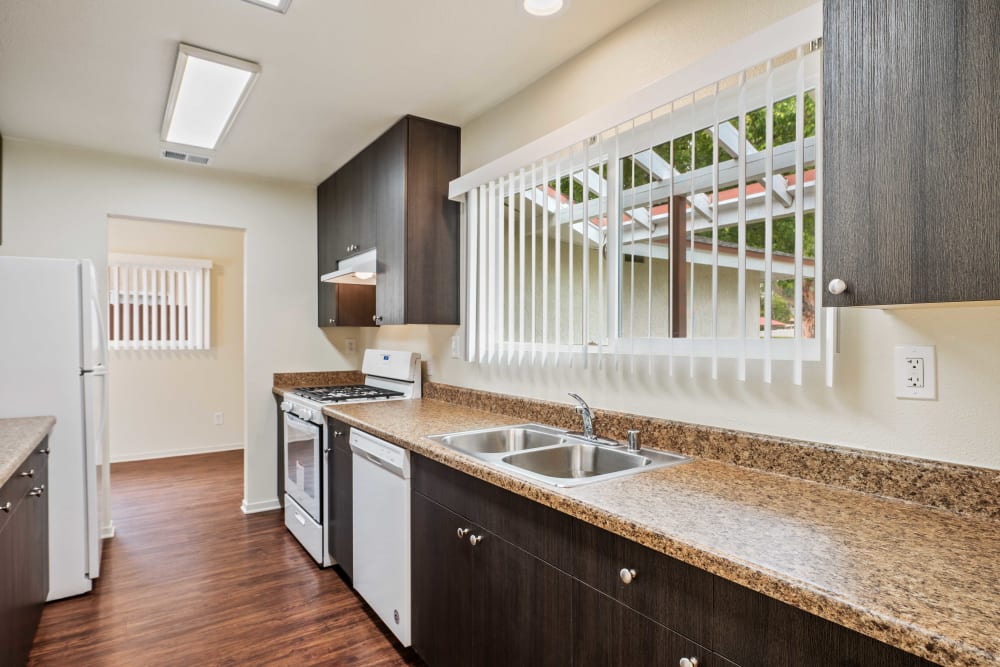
[0,445,46,533]
[412,455,575,572]
[712,577,936,667]
[574,580,715,667]
[573,520,714,648]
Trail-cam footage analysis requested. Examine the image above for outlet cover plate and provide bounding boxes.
[894,345,936,400]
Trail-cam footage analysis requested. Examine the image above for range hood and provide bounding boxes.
[321,248,376,285]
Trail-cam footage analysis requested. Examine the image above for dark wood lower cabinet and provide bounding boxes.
[327,418,353,580]
[712,578,937,667]
[412,493,479,667]
[574,581,712,667]
[411,492,573,667]
[0,438,50,667]
[409,454,937,667]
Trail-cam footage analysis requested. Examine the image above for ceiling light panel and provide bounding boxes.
[161,44,261,151]
[523,0,565,17]
[242,0,291,13]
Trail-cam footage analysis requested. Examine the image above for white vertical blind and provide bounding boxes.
[107,254,212,351]
[459,39,828,384]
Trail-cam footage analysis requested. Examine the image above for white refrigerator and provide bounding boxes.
[0,256,111,600]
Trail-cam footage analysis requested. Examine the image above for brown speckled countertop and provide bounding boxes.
[271,370,365,398]
[322,398,1000,667]
[0,417,55,485]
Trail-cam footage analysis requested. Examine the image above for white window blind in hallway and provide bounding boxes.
[457,35,835,386]
[107,253,212,351]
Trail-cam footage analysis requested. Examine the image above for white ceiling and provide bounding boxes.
[0,0,659,185]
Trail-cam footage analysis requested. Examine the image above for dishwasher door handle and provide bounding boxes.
[356,450,406,477]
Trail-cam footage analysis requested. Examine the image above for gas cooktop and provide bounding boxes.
[292,384,404,404]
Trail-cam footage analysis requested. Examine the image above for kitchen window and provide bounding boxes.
[458,36,832,385]
[107,253,212,351]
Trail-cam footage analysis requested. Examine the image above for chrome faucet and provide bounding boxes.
[568,393,596,440]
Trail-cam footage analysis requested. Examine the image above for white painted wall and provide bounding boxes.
[0,138,355,510]
[360,0,1000,470]
[106,217,246,462]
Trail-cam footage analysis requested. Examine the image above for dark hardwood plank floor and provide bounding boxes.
[29,450,422,667]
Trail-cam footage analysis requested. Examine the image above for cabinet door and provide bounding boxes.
[411,493,479,667]
[574,581,714,667]
[327,420,353,580]
[374,119,407,326]
[712,577,937,667]
[317,174,340,327]
[477,531,573,667]
[403,117,461,325]
[25,457,48,635]
[823,0,1000,306]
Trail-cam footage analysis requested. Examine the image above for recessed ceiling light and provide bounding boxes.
[161,44,261,152]
[242,0,291,13]
[523,0,565,17]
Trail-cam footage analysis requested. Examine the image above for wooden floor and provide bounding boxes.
[29,450,422,667]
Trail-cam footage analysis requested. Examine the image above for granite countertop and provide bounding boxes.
[321,397,1000,667]
[0,417,55,486]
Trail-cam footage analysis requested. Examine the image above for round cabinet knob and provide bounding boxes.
[469,534,484,546]
[328,318,335,325]
[40,448,51,455]
[456,527,470,539]
[679,659,698,667]
[827,278,847,295]
[333,430,344,438]
[619,568,637,585]
[29,485,45,497]
[19,469,35,478]
[0,502,11,513]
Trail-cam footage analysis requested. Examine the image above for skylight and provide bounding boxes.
[161,44,260,151]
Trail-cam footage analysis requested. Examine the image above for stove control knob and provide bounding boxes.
[299,408,315,421]
[280,401,291,411]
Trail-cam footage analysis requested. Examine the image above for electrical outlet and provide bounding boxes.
[214,412,224,426]
[345,338,356,353]
[450,335,460,359]
[894,345,936,400]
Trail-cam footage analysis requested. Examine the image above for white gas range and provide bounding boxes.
[279,349,420,566]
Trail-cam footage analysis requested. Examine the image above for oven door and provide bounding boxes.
[283,412,322,522]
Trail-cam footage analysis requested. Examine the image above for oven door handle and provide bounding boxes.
[284,412,321,435]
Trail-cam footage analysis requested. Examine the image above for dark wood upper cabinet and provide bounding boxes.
[316,115,460,327]
[823,0,1000,307]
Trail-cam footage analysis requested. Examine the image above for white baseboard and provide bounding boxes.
[110,442,244,463]
[101,521,116,539]
[241,497,281,514]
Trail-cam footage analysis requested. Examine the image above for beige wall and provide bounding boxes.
[361,0,1000,471]
[0,138,356,511]
[106,218,245,462]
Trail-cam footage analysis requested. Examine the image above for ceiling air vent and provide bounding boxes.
[161,148,211,165]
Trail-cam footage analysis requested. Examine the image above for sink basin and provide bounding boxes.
[427,424,690,487]
[502,443,649,479]
[429,424,566,454]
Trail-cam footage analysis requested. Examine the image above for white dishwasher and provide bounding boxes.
[351,428,412,646]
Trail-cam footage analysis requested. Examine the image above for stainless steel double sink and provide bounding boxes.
[426,424,689,487]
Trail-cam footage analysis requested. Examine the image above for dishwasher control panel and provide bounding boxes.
[349,428,410,477]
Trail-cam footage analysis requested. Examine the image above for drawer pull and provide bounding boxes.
[294,511,306,526]
[0,502,10,513]
[333,431,344,438]
[679,658,698,667]
[40,448,50,455]
[19,468,35,478]
[619,568,637,585]
[29,485,45,497]
[469,534,484,546]
[456,527,470,539]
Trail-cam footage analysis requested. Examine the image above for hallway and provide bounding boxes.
[29,450,420,666]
